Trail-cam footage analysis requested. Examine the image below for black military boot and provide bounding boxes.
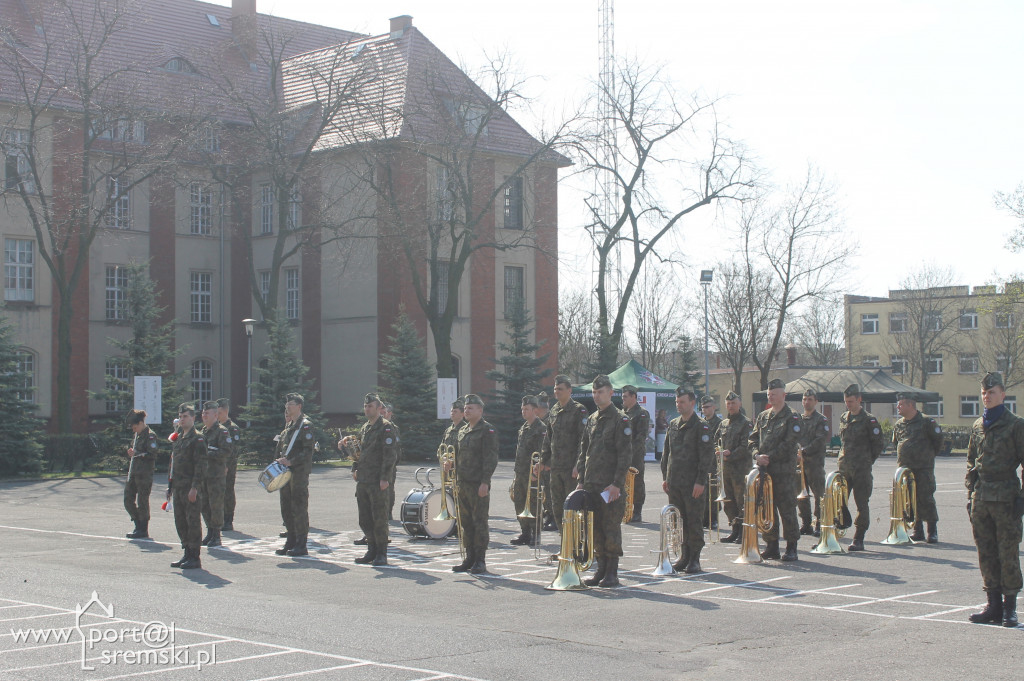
[671,546,690,572]
[630,506,643,523]
[127,521,149,539]
[542,514,557,531]
[969,591,1003,624]
[781,542,798,562]
[469,550,487,574]
[170,548,188,568]
[180,547,201,570]
[126,520,140,539]
[598,556,621,587]
[355,544,376,564]
[799,523,814,536]
[584,557,608,586]
[927,522,938,544]
[354,536,368,545]
[222,516,233,532]
[760,540,781,560]
[287,535,308,556]
[201,529,212,546]
[812,522,821,538]
[279,531,288,538]
[206,529,221,547]
[275,534,296,556]
[510,532,529,545]
[372,546,388,567]
[722,524,741,544]
[910,521,925,542]
[848,531,865,552]
[1003,595,1018,627]
[452,549,475,573]
[684,550,702,574]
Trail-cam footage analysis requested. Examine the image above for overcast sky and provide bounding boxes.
[217,0,1024,299]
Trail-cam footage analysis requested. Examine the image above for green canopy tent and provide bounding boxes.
[782,368,941,404]
[570,359,679,409]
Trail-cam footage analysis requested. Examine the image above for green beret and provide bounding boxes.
[522,395,540,407]
[177,403,195,415]
[622,384,638,396]
[285,393,304,405]
[843,384,860,398]
[463,394,485,407]
[725,391,740,401]
[554,374,572,388]
[592,374,612,390]
[364,393,381,405]
[982,372,1004,390]
[896,393,915,403]
[802,389,817,398]
[451,399,465,411]
[202,401,219,411]
[767,378,786,391]
[700,395,716,406]
[676,386,696,399]
[536,392,549,406]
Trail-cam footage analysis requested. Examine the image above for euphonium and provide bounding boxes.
[651,504,684,576]
[881,467,917,545]
[811,470,851,554]
[518,452,543,520]
[621,466,640,523]
[546,490,594,591]
[734,467,773,564]
[434,444,455,523]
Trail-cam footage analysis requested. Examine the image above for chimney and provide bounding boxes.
[390,15,412,39]
[232,0,257,51]
[785,343,797,367]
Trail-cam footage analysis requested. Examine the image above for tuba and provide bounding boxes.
[546,490,594,591]
[881,467,917,545]
[734,467,774,564]
[621,466,640,523]
[651,504,684,576]
[811,471,851,554]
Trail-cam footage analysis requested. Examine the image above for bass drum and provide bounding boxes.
[401,488,456,539]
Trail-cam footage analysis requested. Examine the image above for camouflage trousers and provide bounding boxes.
[840,465,873,534]
[722,465,749,530]
[549,469,575,531]
[456,480,491,553]
[356,482,390,547]
[971,499,1023,595]
[668,484,706,555]
[223,454,238,523]
[588,488,625,559]
[172,486,202,551]
[201,458,226,532]
[630,452,647,514]
[280,464,310,537]
[763,467,800,544]
[387,466,398,516]
[907,466,938,523]
[797,457,826,528]
[512,471,541,534]
[124,463,154,525]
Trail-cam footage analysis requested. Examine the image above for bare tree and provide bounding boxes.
[970,284,1024,390]
[557,288,597,383]
[995,182,1024,251]
[705,261,773,395]
[627,267,688,375]
[791,296,845,366]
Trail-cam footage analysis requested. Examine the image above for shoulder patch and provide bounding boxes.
[701,434,710,442]
[302,423,310,429]
[385,437,393,444]
[488,429,495,433]
[623,426,632,435]
[870,418,878,424]
[873,428,880,435]
[793,424,801,432]
[824,425,830,432]
[197,436,204,442]
[935,426,942,434]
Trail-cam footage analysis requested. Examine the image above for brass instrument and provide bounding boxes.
[651,504,684,576]
[796,450,811,500]
[546,490,594,591]
[811,471,851,554]
[706,450,726,544]
[881,467,917,545]
[340,434,362,462]
[734,467,774,564]
[518,453,543,520]
[435,444,465,561]
[621,466,640,523]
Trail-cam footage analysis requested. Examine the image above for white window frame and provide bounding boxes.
[4,238,33,302]
[926,353,943,375]
[922,400,944,418]
[996,312,1014,329]
[889,311,907,334]
[286,187,301,231]
[16,350,35,404]
[503,265,525,318]
[959,308,978,330]
[861,313,879,335]
[890,355,908,376]
[104,359,130,413]
[4,129,36,194]
[105,175,131,229]
[862,355,880,368]
[189,183,213,235]
[189,271,212,323]
[997,353,1012,375]
[503,175,523,230]
[285,267,300,320]
[259,183,274,235]
[258,270,270,306]
[190,359,213,405]
[1006,397,1017,415]
[924,311,942,332]
[960,396,981,419]
[959,353,980,374]
[104,265,129,321]
[436,166,454,222]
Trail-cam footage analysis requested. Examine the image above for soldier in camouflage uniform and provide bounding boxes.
[575,374,632,587]
[538,375,589,534]
[621,385,651,523]
[796,389,830,537]
[199,401,230,548]
[750,378,802,561]
[535,392,556,531]
[836,384,885,551]
[383,404,401,519]
[353,393,399,566]
[169,403,207,570]
[700,395,722,530]
[450,394,499,574]
[216,398,242,531]
[717,391,752,544]
[274,393,316,557]
[893,393,944,543]
[967,372,1024,627]
[511,395,546,545]
[662,386,715,573]
[441,399,466,449]
[124,409,158,540]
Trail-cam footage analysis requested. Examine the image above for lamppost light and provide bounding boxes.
[242,318,256,337]
[700,270,714,284]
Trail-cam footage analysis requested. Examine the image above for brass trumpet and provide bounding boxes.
[811,470,851,554]
[734,467,773,564]
[881,467,917,545]
[546,490,594,591]
[651,504,684,576]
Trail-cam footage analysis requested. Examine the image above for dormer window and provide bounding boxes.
[164,58,196,74]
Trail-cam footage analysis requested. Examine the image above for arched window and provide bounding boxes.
[191,359,213,404]
[164,58,197,74]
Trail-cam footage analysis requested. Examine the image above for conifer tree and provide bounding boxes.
[0,312,43,475]
[378,309,441,461]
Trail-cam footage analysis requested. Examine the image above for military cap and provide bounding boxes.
[554,374,572,388]
[621,384,639,396]
[700,395,716,406]
[202,400,219,411]
[451,398,465,411]
[285,393,304,405]
[767,378,786,391]
[843,384,861,397]
[521,395,540,407]
[536,391,549,406]
[896,392,916,403]
[125,408,147,425]
[725,391,740,401]
[982,372,1004,389]
[463,394,485,407]
[592,374,613,390]
[675,386,696,399]
[216,397,230,408]
[364,392,382,405]
[802,388,817,398]
[177,402,195,415]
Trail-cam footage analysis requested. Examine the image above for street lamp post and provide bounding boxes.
[699,270,713,397]
[242,319,256,427]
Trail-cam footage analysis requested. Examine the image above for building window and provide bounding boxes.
[4,238,33,302]
[503,176,523,230]
[104,359,130,413]
[889,312,907,334]
[996,312,1014,329]
[891,355,908,376]
[164,57,196,74]
[285,267,300,320]
[959,309,978,330]
[258,270,270,306]
[190,359,213,404]
[190,271,212,323]
[861,313,878,334]
[434,260,456,316]
[105,175,131,229]
[961,396,980,418]
[259,183,274,235]
[4,129,35,194]
[924,311,942,332]
[96,119,146,143]
[286,188,301,230]
[192,124,219,153]
[926,353,943,375]
[959,353,980,374]
[16,350,35,403]
[436,166,455,222]
[503,265,525,318]
[189,183,213,235]
[997,353,1012,375]
[1006,397,1017,415]
[862,355,880,368]
[104,265,130,320]
[922,400,944,418]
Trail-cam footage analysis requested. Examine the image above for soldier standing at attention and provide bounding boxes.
[536,392,556,531]
[750,378,802,561]
[967,372,1024,627]
[274,393,316,557]
[383,403,401,519]
[441,399,466,449]
[353,393,398,566]
[717,391,752,544]
[797,389,830,537]
[621,385,651,523]
[216,398,242,531]
[199,401,230,548]
[893,393,944,543]
[124,409,158,540]
[700,395,722,530]
[536,375,589,534]
[448,394,499,574]
[511,395,546,545]
[169,403,207,570]
[837,384,885,552]
[662,386,715,573]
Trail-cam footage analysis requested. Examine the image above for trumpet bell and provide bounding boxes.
[733,523,763,564]
[810,526,847,554]
[517,507,536,520]
[651,553,677,576]
[881,521,913,545]
[433,507,453,522]
[796,488,810,500]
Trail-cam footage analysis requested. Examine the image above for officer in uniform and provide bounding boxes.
[450,394,499,574]
[700,395,722,530]
[577,374,632,586]
[537,375,589,534]
[750,378,802,561]
[199,401,230,548]
[274,393,316,557]
[353,393,399,566]
[836,384,885,552]
[717,391,752,544]
[169,403,207,570]
[893,393,944,543]
[662,386,715,573]
[441,398,466,449]
[216,398,242,531]
[124,409,158,539]
[967,372,1024,627]
[511,395,546,545]
[796,389,830,537]
[621,385,651,522]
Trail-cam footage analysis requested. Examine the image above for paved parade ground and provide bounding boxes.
[0,457,1018,680]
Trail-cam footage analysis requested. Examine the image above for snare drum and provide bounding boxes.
[258,461,292,492]
[401,488,456,539]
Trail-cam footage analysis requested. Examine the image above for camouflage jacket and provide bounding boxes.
[893,411,943,469]
[542,399,589,471]
[355,417,399,483]
[456,419,499,487]
[130,426,159,473]
[171,427,207,490]
[275,416,316,471]
[836,409,884,474]
[717,412,752,473]
[515,418,546,476]
[966,409,1024,503]
[625,403,651,462]
[577,403,632,491]
[662,412,714,489]
[749,404,801,475]
[201,422,230,469]
[797,410,830,463]
[219,418,242,460]
[441,420,465,449]
[705,413,723,441]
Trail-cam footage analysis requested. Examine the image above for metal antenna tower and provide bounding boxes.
[593,0,620,313]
